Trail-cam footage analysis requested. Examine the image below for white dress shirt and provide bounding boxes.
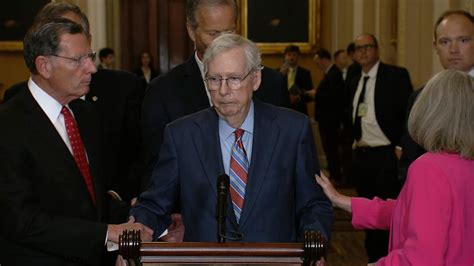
[352,61,391,147]
[28,78,74,153]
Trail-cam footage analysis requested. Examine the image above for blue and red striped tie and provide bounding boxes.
[229,128,248,223]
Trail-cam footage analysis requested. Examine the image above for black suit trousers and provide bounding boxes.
[318,120,343,180]
[353,146,401,263]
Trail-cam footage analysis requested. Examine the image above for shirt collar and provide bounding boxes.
[362,60,380,78]
[28,78,65,124]
[219,101,254,140]
[468,67,474,77]
[195,51,205,79]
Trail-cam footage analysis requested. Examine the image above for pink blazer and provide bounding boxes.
[352,152,474,265]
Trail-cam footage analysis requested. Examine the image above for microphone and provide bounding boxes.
[216,174,229,243]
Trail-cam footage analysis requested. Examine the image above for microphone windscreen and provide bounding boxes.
[217,174,229,192]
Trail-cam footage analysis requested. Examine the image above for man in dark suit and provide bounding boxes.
[0,18,151,265]
[345,42,361,84]
[142,0,290,188]
[97,47,115,69]
[3,3,146,203]
[4,69,145,203]
[131,34,332,250]
[87,69,144,202]
[399,10,474,184]
[314,49,346,183]
[348,33,412,263]
[279,45,314,114]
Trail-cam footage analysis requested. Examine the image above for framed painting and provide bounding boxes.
[0,0,51,51]
[239,0,320,54]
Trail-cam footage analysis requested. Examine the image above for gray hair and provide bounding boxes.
[408,69,474,159]
[23,18,84,74]
[186,0,237,30]
[35,2,90,39]
[203,33,262,77]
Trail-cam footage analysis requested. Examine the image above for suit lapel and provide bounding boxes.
[69,100,104,218]
[192,108,224,198]
[22,89,77,169]
[239,101,279,228]
[184,56,211,111]
[374,62,387,121]
[20,89,98,214]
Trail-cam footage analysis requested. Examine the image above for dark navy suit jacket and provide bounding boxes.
[131,100,333,242]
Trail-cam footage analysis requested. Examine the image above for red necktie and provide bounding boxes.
[61,106,96,206]
[229,128,248,223]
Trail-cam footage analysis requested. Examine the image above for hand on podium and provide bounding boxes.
[107,216,154,243]
[160,213,185,242]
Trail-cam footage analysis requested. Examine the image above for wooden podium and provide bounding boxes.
[119,230,325,265]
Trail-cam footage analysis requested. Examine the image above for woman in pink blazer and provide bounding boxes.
[317,70,474,265]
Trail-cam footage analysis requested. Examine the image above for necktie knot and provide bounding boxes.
[61,106,71,116]
[234,128,244,141]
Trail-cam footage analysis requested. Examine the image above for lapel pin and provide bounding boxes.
[92,96,98,102]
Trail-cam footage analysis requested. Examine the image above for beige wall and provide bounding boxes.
[0,51,29,100]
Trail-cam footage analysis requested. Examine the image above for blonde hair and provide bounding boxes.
[408,69,474,159]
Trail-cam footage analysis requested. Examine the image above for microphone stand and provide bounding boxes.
[216,174,229,243]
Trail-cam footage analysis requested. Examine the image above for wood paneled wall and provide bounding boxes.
[119,0,193,73]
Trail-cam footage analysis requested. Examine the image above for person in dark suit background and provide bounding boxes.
[345,42,361,84]
[0,18,151,265]
[97,47,115,69]
[142,0,290,189]
[279,44,314,114]
[131,34,332,251]
[133,51,160,85]
[87,68,145,202]
[2,82,20,101]
[3,3,146,203]
[347,33,412,263]
[314,48,346,184]
[399,10,474,184]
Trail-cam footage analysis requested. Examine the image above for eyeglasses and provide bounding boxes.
[355,44,376,52]
[205,71,253,91]
[47,51,97,67]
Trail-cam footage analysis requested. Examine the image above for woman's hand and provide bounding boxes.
[315,171,352,213]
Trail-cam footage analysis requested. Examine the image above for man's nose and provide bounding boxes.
[218,80,231,95]
[449,40,460,53]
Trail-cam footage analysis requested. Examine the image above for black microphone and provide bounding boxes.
[216,174,229,243]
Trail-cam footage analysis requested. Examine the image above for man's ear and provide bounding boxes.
[36,56,53,79]
[186,23,196,43]
[433,40,439,55]
[252,70,262,91]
